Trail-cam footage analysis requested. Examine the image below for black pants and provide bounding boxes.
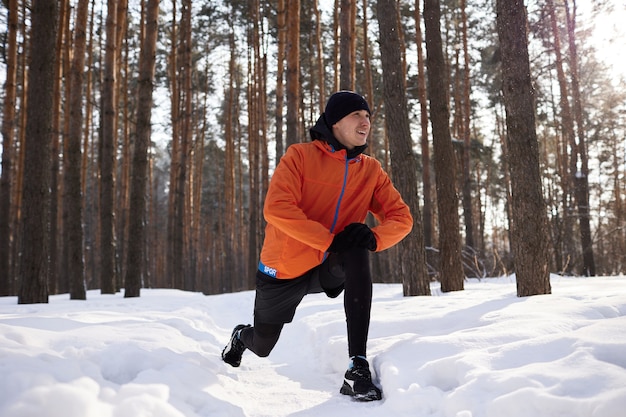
[239,247,372,358]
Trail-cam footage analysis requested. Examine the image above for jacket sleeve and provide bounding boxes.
[369,164,414,251]
[263,146,334,252]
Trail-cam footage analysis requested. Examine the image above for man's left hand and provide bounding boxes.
[342,223,377,251]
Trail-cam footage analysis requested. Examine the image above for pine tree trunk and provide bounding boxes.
[275,0,287,161]
[167,0,183,290]
[82,3,96,289]
[495,0,551,296]
[124,0,160,298]
[50,0,69,296]
[14,0,28,291]
[223,26,237,293]
[285,0,301,146]
[564,0,595,276]
[332,0,340,92]
[114,0,129,291]
[415,0,433,249]
[65,0,90,300]
[547,0,577,275]
[247,2,265,289]
[0,0,19,296]
[100,0,118,294]
[178,0,193,290]
[423,0,465,292]
[18,0,59,304]
[313,0,326,113]
[361,0,375,151]
[247,106,260,291]
[460,0,475,252]
[377,0,430,296]
[339,0,354,90]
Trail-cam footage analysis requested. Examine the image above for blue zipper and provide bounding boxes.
[329,155,350,234]
[323,155,351,262]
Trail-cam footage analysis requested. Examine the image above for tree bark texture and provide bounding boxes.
[414,0,433,248]
[377,0,431,296]
[125,0,160,298]
[0,0,19,296]
[285,0,301,146]
[423,0,465,292]
[18,0,59,304]
[100,0,118,294]
[65,0,90,300]
[495,0,551,296]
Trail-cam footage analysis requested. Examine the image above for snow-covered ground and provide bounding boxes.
[1,275,625,417]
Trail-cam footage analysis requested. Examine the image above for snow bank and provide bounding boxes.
[1,275,625,417]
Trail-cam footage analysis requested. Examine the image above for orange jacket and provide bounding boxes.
[259,140,413,279]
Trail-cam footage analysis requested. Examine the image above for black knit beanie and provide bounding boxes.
[324,91,371,127]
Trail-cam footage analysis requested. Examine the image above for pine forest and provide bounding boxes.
[0,0,625,303]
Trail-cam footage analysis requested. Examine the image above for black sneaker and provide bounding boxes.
[339,356,383,401]
[222,324,250,367]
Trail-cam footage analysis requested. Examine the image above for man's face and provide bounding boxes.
[331,110,371,150]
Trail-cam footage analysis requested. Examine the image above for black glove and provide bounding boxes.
[327,223,377,253]
[343,223,377,251]
[327,228,353,253]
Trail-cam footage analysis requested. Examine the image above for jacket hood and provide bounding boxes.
[309,113,368,159]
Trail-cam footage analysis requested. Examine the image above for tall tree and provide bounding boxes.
[331,0,340,92]
[178,0,193,290]
[116,0,131,289]
[246,0,269,288]
[100,0,118,294]
[166,0,180,289]
[415,0,433,248]
[546,0,577,274]
[65,0,90,300]
[13,0,28,291]
[459,0,475,251]
[18,0,59,304]
[313,0,326,114]
[564,0,595,276]
[124,0,161,298]
[166,0,193,290]
[223,21,237,292]
[361,0,374,115]
[0,0,19,296]
[275,0,287,161]
[423,0,465,292]
[495,0,551,296]
[82,0,97,289]
[256,0,270,288]
[285,0,301,146]
[339,0,355,90]
[50,0,69,295]
[377,0,430,296]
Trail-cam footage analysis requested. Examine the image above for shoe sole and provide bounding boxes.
[340,381,382,401]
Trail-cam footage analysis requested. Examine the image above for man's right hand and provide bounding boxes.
[327,223,376,253]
